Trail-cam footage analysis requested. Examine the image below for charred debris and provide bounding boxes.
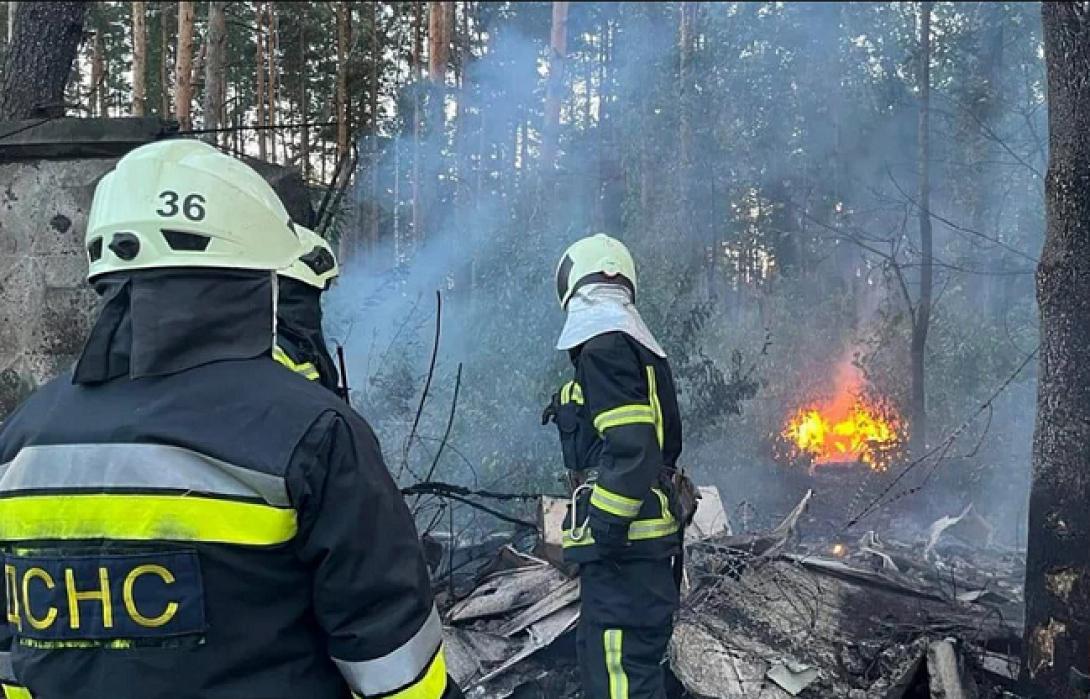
[428,483,1025,699]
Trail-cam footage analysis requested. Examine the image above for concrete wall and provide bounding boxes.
[0,157,109,417]
[0,120,315,419]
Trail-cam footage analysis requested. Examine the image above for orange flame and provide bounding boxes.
[781,365,904,471]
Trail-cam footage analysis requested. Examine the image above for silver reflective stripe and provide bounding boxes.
[0,443,289,507]
[0,651,13,682]
[333,606,442,696]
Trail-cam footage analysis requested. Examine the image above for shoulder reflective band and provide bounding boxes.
[604,629,629,699]
[273,345,321,381]
[0,444,296,546]
[560,381,584,406]
[592,405,655,434]
[333,606,447,699]
[589,484,642,519]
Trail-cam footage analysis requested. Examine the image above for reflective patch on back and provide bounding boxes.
[4,550,205,644]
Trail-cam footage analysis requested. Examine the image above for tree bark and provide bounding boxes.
[369,0,381,249]
[159,2,171,118]
[427,1,450,84]
[1022,5,1090,698]
[267,2,279,163]
[299,16,309,180]
[678,2,694,235]
[255,1,267,160]
[91,16,105,116]
[335,0,348,160]
[411,0,422,249]
[0,1,86,119]
[173,0,194,130]
[541,1,568,169]
[909,1,933,458]
[202,1,226,140]
[132,1,147,116]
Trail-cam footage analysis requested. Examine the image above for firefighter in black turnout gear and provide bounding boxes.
[544,234,686,699]
[0,140,462,699]
[275,224,341,394]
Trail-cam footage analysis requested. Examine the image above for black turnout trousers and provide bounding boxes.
[577,558,677,699]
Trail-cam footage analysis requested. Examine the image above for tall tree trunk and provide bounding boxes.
[678,2,693,215]
[159,2,171,118]
[91,18,105,116]
[255,2,267,160]
[132,0,147,116]
[299,17,309,180]
[909,1,933,458]
[541,1,568,169]
[369,0,381,249]
[410,0,423,250]
[0,1,86,119]
[968,1,1006,317]
[427,1,450,84]
[267,2,279,163]
[173,0,194,130]
[201,1,226,140]
[1023,5,1090,698]
[335,1,348,160]
[6,2,15,43]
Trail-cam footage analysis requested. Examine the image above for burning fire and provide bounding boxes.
[780,364,904,470]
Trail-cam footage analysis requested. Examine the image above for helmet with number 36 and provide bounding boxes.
[85,139,303,280]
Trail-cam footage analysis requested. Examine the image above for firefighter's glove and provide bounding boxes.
[541,392,561,426]
[589,511,630,558]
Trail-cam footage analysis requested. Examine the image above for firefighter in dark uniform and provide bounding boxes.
[0,139,463,699]
[544,234,685,699]
[274,224,341,394]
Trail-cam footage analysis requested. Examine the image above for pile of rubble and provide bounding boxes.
[440,488,1025,699]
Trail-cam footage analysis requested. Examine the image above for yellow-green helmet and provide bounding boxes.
[85,139,303,280]
[555,233,637,309]
[279,225,339,290]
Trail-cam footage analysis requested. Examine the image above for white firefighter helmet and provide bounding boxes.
[85,139,303,280]
[555,233,637,309]
[279,225,339,290]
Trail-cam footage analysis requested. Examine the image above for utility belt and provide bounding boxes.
[561,467,697,561]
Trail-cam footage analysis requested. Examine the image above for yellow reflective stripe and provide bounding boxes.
[0,494,297,546]
[590,485,643,519]
[273,346,320,381]
[593,405,656,434]
[383,648,447,699]
[566,488,679,547]
[2,685,31,699]
[18,638,132,649]
[630,488,678,540]
[646,366,664,448]
[560,381,585,406]
[628,519,680,540]
[604,629,629,699]
[562,529,595,547]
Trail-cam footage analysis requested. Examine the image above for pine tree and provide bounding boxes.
[174,1,194,128]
